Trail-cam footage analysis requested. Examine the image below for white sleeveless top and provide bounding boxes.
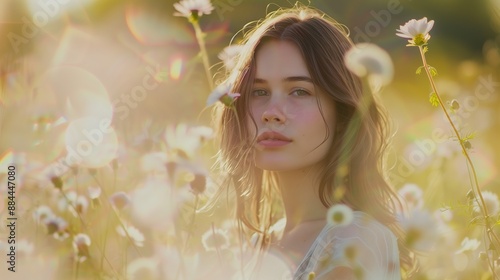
[240,211,401,280]
[292,211,401,280]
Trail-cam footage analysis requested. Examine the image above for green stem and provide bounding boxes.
[100,168,117,272]
[74,259,79,280]
[192,20,214,90]
[90,174,144,257]
[184,194,199,252]
[418,46,500,277]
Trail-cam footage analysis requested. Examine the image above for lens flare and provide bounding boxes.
[170,57,183,80]
[0,150,14,170]
[38,66,113,121]
[64,116,118,168]
[25,0,95,22]
[125,6,193,45]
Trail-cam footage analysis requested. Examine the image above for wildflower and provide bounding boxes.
[58,191,88,217]
[455,237,480,254]
[326,204,354,227]
[117,224,145,247]
[140,152,168,173]
[396,17,435,46]
[126,257,160,280]
[190,125,214,142]
[342,243,358,262]
[33,205,55,224]
[206,83,240,107]
[189,173,206,194]
[58,191,77,211]
[450,99,460,110]
[109,191,131,210]
[218,45,244,71]
[73,233,91,262]
[400,209,438,251]
[473,191,500,216]
[87,186,101,200]
[131,178,181,230]
[50,176,63,189]
[398,183,424,210]
[433,208,453,223]
[73,196,89,215]
[344,43,394,93]
[173,0,214,21]
[201,228,230,251]
[16,239,35,257]
[164,124,214,159]
[44,216,70,240]
[65,117,119,168]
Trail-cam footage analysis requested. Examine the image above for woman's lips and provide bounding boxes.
[257,139,292,148]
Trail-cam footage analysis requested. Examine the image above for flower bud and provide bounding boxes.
[190,173,206,194]
[479,251,488,261]
[450,99,460,110]
[50,176,63,190]
[463,140,472,150]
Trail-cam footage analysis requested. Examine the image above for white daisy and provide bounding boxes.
[206,83,240,107]
[117,224,145,247]
[396,17,435,46]
[87,185,101,200]
[201,228,230,252]
[218,45,244,71]
[33,205,55,224]
[173,0,214,18]
[398,183,424,210]
[140,152,168,173]
[73,196,89,216]
[164,124,215,159]
[16,239,35,257]
[326,204,354,227]
[473,191,500,216]
[73,233,91,262]
[109,191,131,210]
[399,209,438,251]
[344,43,393,93]
[126,257,160,280]
[455,237,480,254]
[44,216,69,240]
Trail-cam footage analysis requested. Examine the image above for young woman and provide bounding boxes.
[210,5,415,279]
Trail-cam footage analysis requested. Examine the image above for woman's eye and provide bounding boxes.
[252,89,268,96]
[291,89,310,96]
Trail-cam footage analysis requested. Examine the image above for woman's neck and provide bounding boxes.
[274,166,328,233]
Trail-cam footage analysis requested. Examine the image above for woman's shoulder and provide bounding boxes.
[321,210,396,241]
[312,211,400,279]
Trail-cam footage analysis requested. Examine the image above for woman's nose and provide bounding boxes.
[262,103,286,124]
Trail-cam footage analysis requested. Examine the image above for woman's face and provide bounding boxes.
[248,40,336,172]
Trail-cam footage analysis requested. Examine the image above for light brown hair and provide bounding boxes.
[209,4,416,275]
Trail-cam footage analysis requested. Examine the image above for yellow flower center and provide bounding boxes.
[332,212,344,223]
[413,34,427,46]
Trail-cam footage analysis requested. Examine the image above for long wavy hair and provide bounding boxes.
[208,4,416,275]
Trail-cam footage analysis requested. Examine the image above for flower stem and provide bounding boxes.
[417,46,500,275]
[184,194,199,252]
[192,20,214,90]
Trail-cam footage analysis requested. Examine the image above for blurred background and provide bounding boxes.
[0,0,499,279]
